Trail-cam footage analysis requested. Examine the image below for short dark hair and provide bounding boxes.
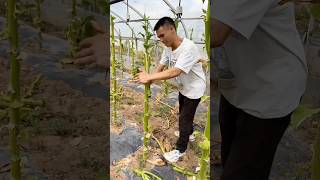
[153,17,176,31]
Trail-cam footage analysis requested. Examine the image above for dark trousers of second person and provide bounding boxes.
[176,92,201,153]
[219,95,291,180]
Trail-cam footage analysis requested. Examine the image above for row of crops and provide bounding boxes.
[0,0,109,179]
[110,0,212,179]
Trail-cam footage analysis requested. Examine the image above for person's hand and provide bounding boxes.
[133,70,151,84]
[74,21,109,68]
[278,0,320,5]
[197,58,208,64]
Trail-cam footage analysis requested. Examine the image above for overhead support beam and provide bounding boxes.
[114,36,205,45]
[121,1,154,33]
[110,0,124,5]
[115,17,204,23]
[162,0,188,38]
[110,10,136,37]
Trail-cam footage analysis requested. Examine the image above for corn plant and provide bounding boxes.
[130,30,139,76]
[65,16,95,59]
[198,1,211,179]
[11,1,44,49]
[135,36,138,55]
[204,0,211,60]
[66,0,78,58]
[110,15,119,125]
[291,105,320,180]
[1,1,45,178]
[65,0,95,59]
[103,0,109,16]
[72,0,76,19]
[198,97,210,180]
[34,0,44,49]
[138,15,153,162]
[118,30,124,76]
[7,0,21,178]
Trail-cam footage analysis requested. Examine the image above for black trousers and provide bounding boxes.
[176,92,201,153]
[219,95,291,180]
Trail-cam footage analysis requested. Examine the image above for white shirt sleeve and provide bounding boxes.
[159,49,168,65]
[174,45,201,74]
[212,0,275,39]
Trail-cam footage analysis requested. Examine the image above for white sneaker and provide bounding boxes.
[174,131,196,142]
[163,149,185,163]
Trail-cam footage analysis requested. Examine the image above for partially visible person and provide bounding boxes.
[134,17,206,163]
[212,0,308,179]
[74,21,109,68]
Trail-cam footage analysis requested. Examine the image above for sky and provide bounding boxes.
[110,0,208,54]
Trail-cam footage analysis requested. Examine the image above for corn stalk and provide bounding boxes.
[198,1,211,179]
[110,15,118,125]
[7,0,21,178]
[198,102,210,180]
[130,30,138,76]
[139,15,153,163]
[72,0,76,19]
[118,30,124,76]
[34,0,43,49]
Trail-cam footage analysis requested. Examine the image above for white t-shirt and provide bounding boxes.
[159,38,206,99]
[212,0,308,118]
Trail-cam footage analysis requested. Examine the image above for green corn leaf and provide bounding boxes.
[199,139,210,150]
[201,95,210,103]
[9,100,24,109]
[291,105,320,129]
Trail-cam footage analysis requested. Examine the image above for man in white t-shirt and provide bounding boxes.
[135,17,206,163]
[211,0,315,179]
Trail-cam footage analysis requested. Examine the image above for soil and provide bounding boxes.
[109,80,210,179]
[0,57,108,179]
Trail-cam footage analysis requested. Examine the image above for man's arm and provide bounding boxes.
[149,67,182,81]
[211,18,232,48]
[135,67,182,84]
[154,64,166,73]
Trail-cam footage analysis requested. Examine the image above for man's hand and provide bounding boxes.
[133,70,151,84]
[74,21,109,68]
